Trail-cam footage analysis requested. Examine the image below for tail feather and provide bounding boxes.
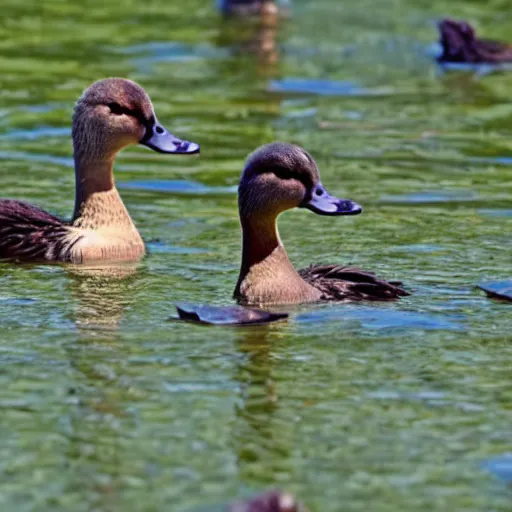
[299,264,409,301]
[0,199,73,262]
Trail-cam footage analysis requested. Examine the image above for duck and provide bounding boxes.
[0,78,199,263]
[233,143,409,306]
[217,0,283,21]
[229,490,306,512]
[437,18,512,64]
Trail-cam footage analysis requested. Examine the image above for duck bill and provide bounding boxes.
[300,184,362,216]
[140,119,200,155]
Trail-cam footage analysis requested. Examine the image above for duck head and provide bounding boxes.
[438,19,476,58]
[238,142,362,220]
[72,78,199,162]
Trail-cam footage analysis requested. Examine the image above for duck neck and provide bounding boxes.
[239,214,285,271]
[72,156,134,230]
[236,213,311,301]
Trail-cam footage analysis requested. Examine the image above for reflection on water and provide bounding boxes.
[269,78,395,96]
[296,304,464,332]
[233,328,293,483]
[66,263,141,333]
[120,179,237,195]
[483,454,512,484]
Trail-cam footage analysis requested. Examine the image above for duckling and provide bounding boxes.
[437,19,512,64]
[234,143,409,306]
[0,78,199,263]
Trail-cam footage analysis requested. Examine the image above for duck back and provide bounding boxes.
[0,200,77,262]
[299,264,409,301]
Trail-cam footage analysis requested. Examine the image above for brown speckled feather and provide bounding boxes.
[0,200,79,262]
[299,264,409,301]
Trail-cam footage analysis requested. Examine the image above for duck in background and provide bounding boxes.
[217,0,288,20]
[229,490,306,512]
[234,143,409,306]
[437,18,512,64]
[216,0,290,72]
[0,78,199,263]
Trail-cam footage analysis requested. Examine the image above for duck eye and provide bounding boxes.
[108,102,124,115]
[273,167,294,180]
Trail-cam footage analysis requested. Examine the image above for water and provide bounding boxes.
[0,0,511,510]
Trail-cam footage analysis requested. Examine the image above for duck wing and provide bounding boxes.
[299,264,409,301]
[0,200,75,262]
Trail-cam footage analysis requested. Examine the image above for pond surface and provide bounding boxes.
[1,0,511,510]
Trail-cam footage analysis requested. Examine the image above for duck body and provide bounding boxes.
[0,191,145,263]
[0,78,199,264]
[234,143,408,306]
[438,19,512,64]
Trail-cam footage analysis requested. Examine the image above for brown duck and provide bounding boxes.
[0,78,199,263]
[234,143,409,306]
[438,18,512,64]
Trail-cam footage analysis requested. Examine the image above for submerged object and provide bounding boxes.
[477,281,512,302]
[233,142,409,306]
[437,18,512,64]
[174,302,288,325]
[229,491,307,512]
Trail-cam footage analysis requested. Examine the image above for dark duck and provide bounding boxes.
[0,78,199,263]
[234,143,409,306]
[217,0,284,19]
[437,18,512,64]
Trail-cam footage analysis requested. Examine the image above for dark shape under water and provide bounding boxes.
[174,303,288,326]
[229,491,306,512]
[477,281,512,302]
[437,18,512,64]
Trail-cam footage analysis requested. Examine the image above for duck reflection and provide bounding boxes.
[232,325,294,481]
[63,263,144,509]
[66,262,142,335]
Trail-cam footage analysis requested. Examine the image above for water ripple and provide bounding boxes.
[120,180,237,195]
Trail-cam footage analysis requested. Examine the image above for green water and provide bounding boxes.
[1,1,511,510]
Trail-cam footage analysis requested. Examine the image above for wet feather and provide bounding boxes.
[0,200,77,262]
[299,264,409,301]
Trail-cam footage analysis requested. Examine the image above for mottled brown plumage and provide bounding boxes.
[0,200,78,261]
[299,264,408,301]
[0,77,199,263]
[234,143,409,306]
[438,19,512,64]
[229,491,306,512]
